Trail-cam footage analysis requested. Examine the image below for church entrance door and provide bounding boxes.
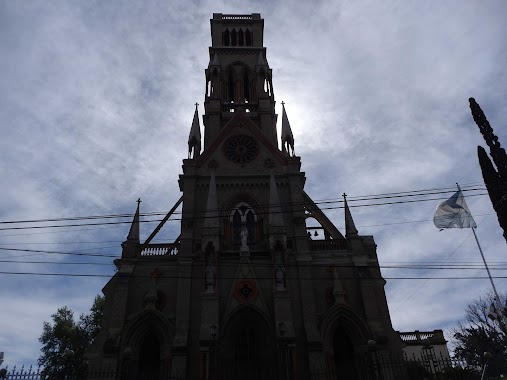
[220,308,276,380]
[137,333,160,380]
[333,327,359,379]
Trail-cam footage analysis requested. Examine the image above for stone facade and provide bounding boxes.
[87,13,403,380]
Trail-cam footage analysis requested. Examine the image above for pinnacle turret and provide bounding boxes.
[281,102,295,156]
[343,194,358,238]
[188,104,201,159]
[126,198,141,243]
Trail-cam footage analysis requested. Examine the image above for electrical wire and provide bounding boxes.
[1,270,507,280]
[0,191,489,232]
[0,185,485,226]
[3,260,507,272]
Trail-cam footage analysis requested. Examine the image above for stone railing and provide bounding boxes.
[309,239,349,251]
[398,330,446,344]
[140,243,179,256]
[222,15,253,20]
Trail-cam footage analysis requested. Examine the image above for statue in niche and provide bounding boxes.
[273,240,286,290]
[274,258,286,290]
[240,226,248,248]
[204,242,216,293]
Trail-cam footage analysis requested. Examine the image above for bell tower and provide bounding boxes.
[88,13,404,380]
[203,13,277,149]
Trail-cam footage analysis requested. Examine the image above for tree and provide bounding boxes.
[38,295,104,380]
[469,98,507,243]
[452,292,507,378]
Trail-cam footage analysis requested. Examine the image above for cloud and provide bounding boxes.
[1,0,507,366]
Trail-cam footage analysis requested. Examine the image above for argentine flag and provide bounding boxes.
[433,189,477,229]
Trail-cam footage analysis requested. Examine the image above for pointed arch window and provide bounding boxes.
[223,29,230,46]
[238,29,244,46]
[231,29,237,46]
[225,202,263,248]
[227,72,235,102]
[244,73,250,102]
[245,29,252,46]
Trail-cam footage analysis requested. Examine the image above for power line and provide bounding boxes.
[0,185,485,227]
[1,270,506,281]
[2,260,507,272]
[0,191,489,232]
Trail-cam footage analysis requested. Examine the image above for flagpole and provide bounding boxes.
[471,227,501,302]
[456,182,501,301]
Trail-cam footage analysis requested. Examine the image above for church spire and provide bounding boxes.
[126,198,141,243]
[203,169,219,228]
[188,103,201,159]
[343,194,358,238]
[281,102,295,156]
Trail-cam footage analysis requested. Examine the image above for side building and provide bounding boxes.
[87,13,404,380]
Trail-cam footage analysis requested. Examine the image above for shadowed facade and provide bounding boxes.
[87,13,403,380]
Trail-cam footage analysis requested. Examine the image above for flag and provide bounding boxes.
[433,189,477,229]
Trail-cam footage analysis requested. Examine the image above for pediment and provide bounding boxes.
[195,112,291,172]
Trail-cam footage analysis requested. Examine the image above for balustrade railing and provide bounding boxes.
[308,239,348,251]
[222,15,253,20]
[140,243,179,256]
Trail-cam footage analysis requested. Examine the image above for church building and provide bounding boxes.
[87,13,403,380]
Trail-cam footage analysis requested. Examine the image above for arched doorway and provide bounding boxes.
[219,308,276,380]
[137,332,160,379]
[333,327,359,379]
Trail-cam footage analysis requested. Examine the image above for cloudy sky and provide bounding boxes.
[1,0,507,367]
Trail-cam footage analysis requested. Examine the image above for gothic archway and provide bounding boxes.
[219,307,276,380]
[222,193,264,249]
[137,332,161,379]
[120,310,174,379]
[320,305,370,379]
[333,327,359,379]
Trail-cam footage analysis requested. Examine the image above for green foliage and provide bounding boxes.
[452,293,507,378]
[38,295,104,380]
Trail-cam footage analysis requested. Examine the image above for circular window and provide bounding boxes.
[223,135,259,164]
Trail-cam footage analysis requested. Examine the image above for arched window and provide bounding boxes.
[232,210,242,245]
[245,29,252,46]
[223,29,230,46]
[246,210,255,240]
[244,73,250,102]
[228,72,235,102]
[231,29,237,46]
[226,202,263,247]
[239,29,244,46]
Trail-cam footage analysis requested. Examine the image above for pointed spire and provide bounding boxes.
[269,173,284,227]
[343,193,358,237]
[257,51,267,66]
[281,102,295,156]
[126,198,141,243]
[203,169,219,228]
[188,103,201,159]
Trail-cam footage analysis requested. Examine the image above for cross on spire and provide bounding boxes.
[137,198,142,206]
[195,102,199,108]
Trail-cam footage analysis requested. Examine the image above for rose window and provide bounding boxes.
[223,135,258,164]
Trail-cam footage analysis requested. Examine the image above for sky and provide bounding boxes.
[1,0,507,367]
